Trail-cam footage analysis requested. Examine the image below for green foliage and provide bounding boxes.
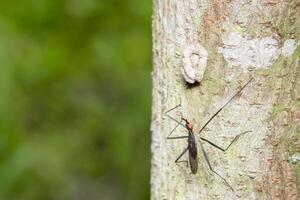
[0,0,151,199]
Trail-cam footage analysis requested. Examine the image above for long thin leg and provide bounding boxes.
[165,100,181,114]
[165,100,188,139]
[167,118,188,140]
[200,131,251,152]
[198,78,254,134]
[166,114,186,129]
[165,99,186,129]
[199,142,234,191]
[175,147,189,167]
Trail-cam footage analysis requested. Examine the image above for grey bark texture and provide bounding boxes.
[151,0,300,200]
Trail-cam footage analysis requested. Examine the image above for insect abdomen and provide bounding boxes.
[189,146,198,174]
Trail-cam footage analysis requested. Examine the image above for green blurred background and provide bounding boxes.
[0,0,151,200]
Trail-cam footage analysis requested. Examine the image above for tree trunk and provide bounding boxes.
[151,0,299,199]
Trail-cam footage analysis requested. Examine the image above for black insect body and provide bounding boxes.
[184,118,198,174]
[165,78,254,191]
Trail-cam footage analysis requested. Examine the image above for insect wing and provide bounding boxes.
[189,147,198,174]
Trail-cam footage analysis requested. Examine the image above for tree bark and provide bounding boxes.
[151,0,299,199]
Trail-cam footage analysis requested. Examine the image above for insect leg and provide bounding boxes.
[167,118,188,139]
[198,78,254,135]
[200,142,234,191]
[200,131,251,152]
[165,99,189,139]
[165,99,186,128]
[175,147,189,167]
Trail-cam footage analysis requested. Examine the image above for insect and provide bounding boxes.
[165,78,254,191]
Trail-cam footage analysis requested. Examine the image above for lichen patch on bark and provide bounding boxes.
[218,32,298,72]
[281,39,299,57]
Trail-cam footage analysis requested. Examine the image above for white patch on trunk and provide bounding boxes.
[218,32,298,72]
[281,39,299,57]
[290,153,300,164]
[181,44,208,84]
